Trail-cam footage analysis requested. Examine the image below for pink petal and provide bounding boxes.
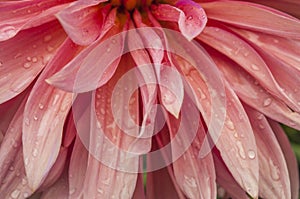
[230,28,300,72]
[269,120,300,199]
[151,0,207,40]
[210,50,300,130]
[40,171,69,199]
[56,2,111,45]
[214,84,259,198]
[213,150,249,199]
[38,147,68,191]
[62,113,76,147]
[46,9,124,93]
[201,0,300,39]
[0,20,66,104]
[68,136,88,198]
[79,56,141,198]
[199,27,297,111]
[22,39,80,190]
[166,97,216,199]
[245,105,291,199]
[0,0,71,41]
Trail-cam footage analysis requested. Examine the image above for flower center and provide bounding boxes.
[110,0,153,11]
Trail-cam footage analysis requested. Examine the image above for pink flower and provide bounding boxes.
[0,0,299,198]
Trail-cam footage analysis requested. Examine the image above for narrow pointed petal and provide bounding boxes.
[210,50,300,130]
[201,1,300,39]
[22,39,80,190]
[215,85,259,198]
[79,56,141,198]
[40,171,69,199]
[68,136,88,198]
[151,0,207,40]
[38,147,68,191]
[46,9,124,93]
[0,0,71,41]
[62,113,76,147]
[245,106,291,199]
[0,20,66,104]
[213,151,249,199]
[231,28,300,71]
[199,27,298,111]
[56,2,111,45]
[167,98,216,199]
[269,120,299,199]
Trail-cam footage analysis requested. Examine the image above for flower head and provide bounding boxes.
[0,0,299,198]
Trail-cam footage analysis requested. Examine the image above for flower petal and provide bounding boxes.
[210,50,300,130]
[269,120,299,199]
[46,9,124,93]
[22,39,80,190]
[201,0,300,39]
[57,2,111,45]
[0,20,66,104]
[151,0,207,40]
[199,27,298,111]
[40,171,69,199]
[245,105,291,199]
[62,113,76,148]
[213,150,249,199]
[167,96,216,199]
[132,174,146,199]
[0,0,71,41]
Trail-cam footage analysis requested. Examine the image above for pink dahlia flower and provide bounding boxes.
[0,0,299,198]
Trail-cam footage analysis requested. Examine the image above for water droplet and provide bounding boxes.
[69,188,76,195]
[44,35,52,42]
[32,57,38,63]
[236,141,246,159]
[33,115,38,121]
[24,158,29,166]
[27,9,31,13]
[273,39,279,43]
[251,64,260,71]
[248,150,256,159]
[0,26,16,40]
[52,94,60,106]
[97,188,103,194]
[162,90,176,105]
[184,175,197,188]
[102,177,110,185]
[187,15,193,20]
[258,123,265,129]
[32,148,38,157]
[38,103,44,109]
[106,48,111,53]
[23,62,31,69]
[111,39,116,44]
[225,120,235,130]
[100,108,105,115]
[263,98,272,107]
[10,189,20,199]
[9,166,14,171]
[269,159,280,181]
[23,192,29,198]
[46,45,54,52]
[257,114,263,120]
[32,44,37,49]
[21,178,27,185]
[26,56,32,61]
[24,117,30,126]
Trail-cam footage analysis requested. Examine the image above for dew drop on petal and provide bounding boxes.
[263,98,272,107]
[69,188,76,195]
[236,141,246,159]
[269,159,280,181]
[32,148,38,157]
[21,178,27,185]
[0,26,17,40]
[43,35,52,42]
[184,175,197,188]
[33,115,38,121]
[225,120,235,130]
[187,15,193,20]
[23,192,29,198]
[23,62,32,69]
[97,188,103,194]
[248,150,256,159]
[32,57,38,63]
[10,189,20,199]
[38,103,44,109]
[251,64,260,71]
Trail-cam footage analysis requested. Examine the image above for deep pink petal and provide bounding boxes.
[68,136,88,198]
[166,97,216,199]
[46,9,124,93]
[213,150,249,199]
[132,174,146,199]
[62,113,76,147]
[0,20,66,104]
[245,105,291,199]
[57,2,111,45]
[22,39,80,190]
[199,27,298,111]
[0,0,71,41]
[269,120,299,199]
[201,0,300,39]
[38,147,68,191]
[40,171,69,199]
[210,50,300,130]
[151,0,207,40]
